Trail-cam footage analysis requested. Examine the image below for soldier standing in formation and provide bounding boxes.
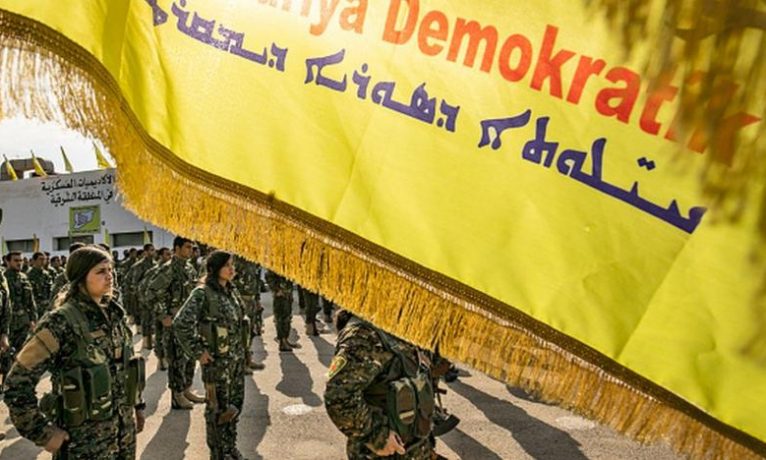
[232,256,265,373]
[49,242,87,310]
[297,285,327,336]
[174,250,249,460]
[4,245,146,459]
[264,270,300,352]
[325,309,437,459]
[147,236,204,409]
[138,247,172,368]
[4,252,37,360]
[27,252,53,318]
[126,244,156,345]
[0,269,11,391]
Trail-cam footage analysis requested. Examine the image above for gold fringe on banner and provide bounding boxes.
[0,8,764,460]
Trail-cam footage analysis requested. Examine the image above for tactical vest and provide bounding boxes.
[355,319,435,446]
[198,286,249,358]
[41,303,145,428]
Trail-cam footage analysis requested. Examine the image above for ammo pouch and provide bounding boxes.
[55,303,119,427]
[360,319,434,444]
[200,286,243,357]
[386,373,434,442]
[83,363,113,422]
[126,355,146,407]
[56,363,116,428]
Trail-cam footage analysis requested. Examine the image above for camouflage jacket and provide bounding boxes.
[233,258,261,299]
[125,257,155,298]
[0,272,10,337]
[174,284,246,361]
[4,293,136,446]
[49,271,68,309]
[325,319,434,459]
[116,257,137,288]
[5,269,37,330]
[27,267,53,314]
[137,263,161,305]
[146,257,197,317]
[264,271,293,298]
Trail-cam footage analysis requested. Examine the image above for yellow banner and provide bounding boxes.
[0,0,763,455]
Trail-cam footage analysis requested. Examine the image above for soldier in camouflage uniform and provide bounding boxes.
[138,247,171,367]
[4,246,146,459]
[325,310,437,459]
[297,285,326,336]
[50,255,64,274]
[146,236,203,409]
[4,252,37,356]
[118,249,140,324]
[28,252,54,318]
[126,244,156,346]
[0,270,11,390]
[50,242,87,309]
[233,256,265,373]
[264,270,299,352]
[174,251,248,460]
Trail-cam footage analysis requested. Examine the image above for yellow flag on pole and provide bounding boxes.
[32,233,40,252]
[143,227,151,245]
[30,150,47,177]
[60,146,74,173]
[3,155,18,181]
[1,237,8,255]
[93,143,113,169]
[103,228,111,247]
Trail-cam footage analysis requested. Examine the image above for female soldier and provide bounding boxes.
[173,251,248,460]
[5,245,145,459]
[325,310,437,459]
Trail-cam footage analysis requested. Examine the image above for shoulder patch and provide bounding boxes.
[326,355,348,380]
[16,329,59,369]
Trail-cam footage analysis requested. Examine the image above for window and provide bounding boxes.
[6,239,35,253]
[54,235,94,251]
[112,231,152,248]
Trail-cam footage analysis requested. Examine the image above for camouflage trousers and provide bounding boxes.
[167,330,195,392]
[272,295,293,340]
[300,289,320,325]
[54,404,136,460]
[155,322,166,360]
[139,303,155,338]
[347,435,434,460]
[202,358,245,460]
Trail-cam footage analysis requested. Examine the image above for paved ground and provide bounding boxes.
[0,292,680,459]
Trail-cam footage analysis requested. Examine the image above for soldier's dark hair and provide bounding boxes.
[203,250,233,289]
[157,247,171,257]
[44,251,51,257]
[173,236,192,249]
[55,246,113,308]
[136,249,144,258]
[69,242,86,254]
[99,243,112,252]
[143,243,154,251]
[32,252,45,261]
[7,251,22,259]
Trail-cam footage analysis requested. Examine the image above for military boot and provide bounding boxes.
[142,335,153,350]
[184,388,206,404]
[305,322,317,336]
[278,338,293,352]
[171,391,193,410]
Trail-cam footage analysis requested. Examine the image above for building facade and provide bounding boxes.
[0,168,173,257]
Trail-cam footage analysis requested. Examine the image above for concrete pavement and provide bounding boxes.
[0,292,680,459]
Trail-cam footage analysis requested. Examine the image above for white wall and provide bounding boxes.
[0,168,173,256]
